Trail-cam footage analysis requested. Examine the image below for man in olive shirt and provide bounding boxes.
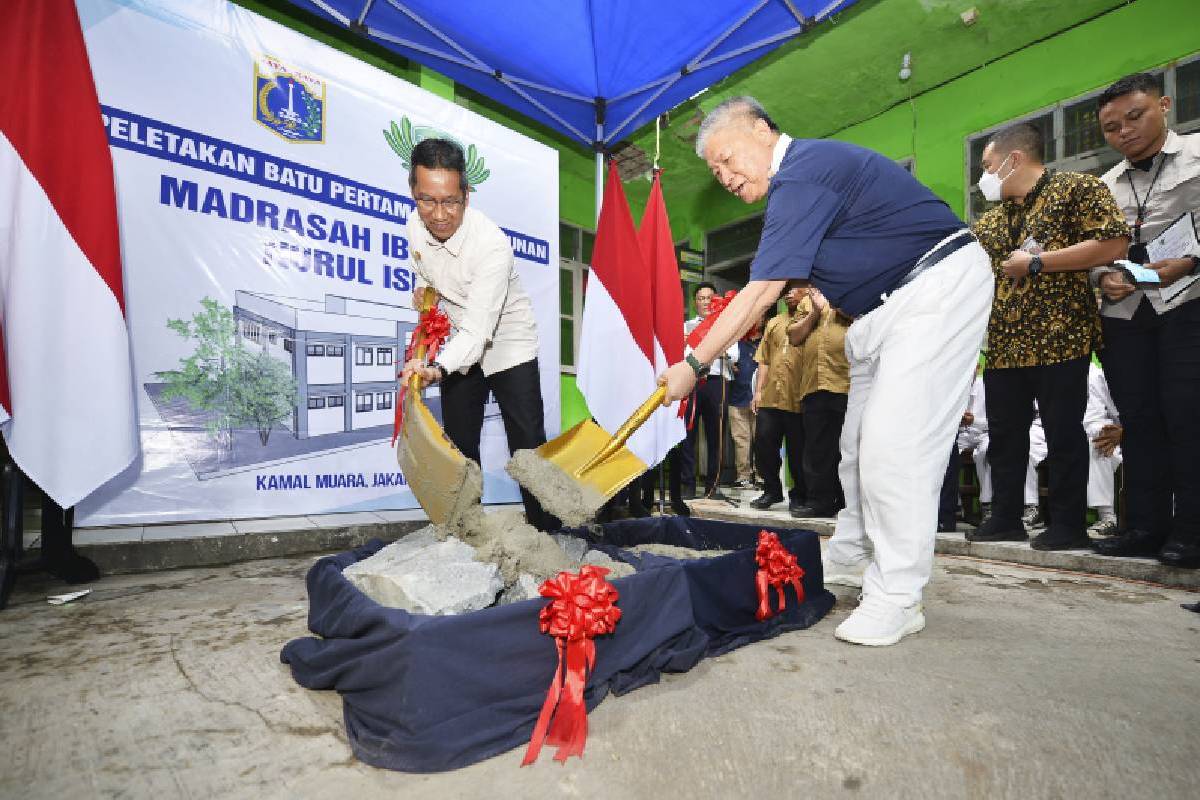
[969,122,1129,551]
[749,283,807,512]
[1091,73,1200,567]
[787,287,851,519]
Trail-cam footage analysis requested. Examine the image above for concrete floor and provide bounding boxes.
[1,552,1198,800]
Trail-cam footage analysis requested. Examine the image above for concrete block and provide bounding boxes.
[343,528,504,615]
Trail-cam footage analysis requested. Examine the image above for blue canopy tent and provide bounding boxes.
[286,0,858,215]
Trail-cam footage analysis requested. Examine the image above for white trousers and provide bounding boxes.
[973,432,1120,507]
[825,237,993,607]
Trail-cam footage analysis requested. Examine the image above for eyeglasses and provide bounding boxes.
[414,195,465,213]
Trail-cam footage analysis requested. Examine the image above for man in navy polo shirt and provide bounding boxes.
[659,96,993,646]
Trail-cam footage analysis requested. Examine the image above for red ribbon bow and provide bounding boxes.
[754,530,805,621]
[392,306,451,445]
[680,290,737,425]
[522,565,622,766]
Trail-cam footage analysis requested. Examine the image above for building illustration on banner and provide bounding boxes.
[145,291,499,480]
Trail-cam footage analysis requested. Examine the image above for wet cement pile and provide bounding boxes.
[505,449,607,528]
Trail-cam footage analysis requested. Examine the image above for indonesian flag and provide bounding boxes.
[637,170,686,456]
[0,0,138,507]
[577,163,684,468]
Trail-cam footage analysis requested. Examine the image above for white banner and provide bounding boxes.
[74,0,560,525]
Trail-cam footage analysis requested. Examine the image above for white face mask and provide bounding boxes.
[977,154,1015,203]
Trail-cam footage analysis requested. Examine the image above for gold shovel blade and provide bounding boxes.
[398,389,481,526]
[534,418,650,502]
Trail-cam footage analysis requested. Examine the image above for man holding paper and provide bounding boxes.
[968,122,1129,552]
[1091,72,1200,568]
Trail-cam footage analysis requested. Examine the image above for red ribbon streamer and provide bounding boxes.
[522,565,622,766]
[754,530,806,621]
[392,306,451,445]
[679,290,737,423]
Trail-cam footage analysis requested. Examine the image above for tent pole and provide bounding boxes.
[594,99,606,227]
[594,149,603,226]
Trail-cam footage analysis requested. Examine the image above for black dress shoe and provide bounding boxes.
[1093,528,1165,558]
[750,492,784,510]
[45,551,101,584]
[1159,535,1200,569]
[965,515,1027,543]
[670,499,692,517]
[790,503,837,519]
[1030,527,1091,551]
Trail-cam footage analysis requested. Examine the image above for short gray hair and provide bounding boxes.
[694,96,780,158]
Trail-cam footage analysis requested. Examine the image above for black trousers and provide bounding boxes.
[801,390,846,510]
[1100,298,1200,540]
[983,356,1090,533]
[638,444,684,506]
[754,406,806,501]
[680,377,727,492]
[440,359,559,532]
[939,442,960,527]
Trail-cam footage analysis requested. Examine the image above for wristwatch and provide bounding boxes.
[428,361,447,382]
[1028,254,1044,276]
[1190,255,1200,275]
[685,352,707,378]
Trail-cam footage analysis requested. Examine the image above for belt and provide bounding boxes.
[851,230,978,320]
[893,229,977,291]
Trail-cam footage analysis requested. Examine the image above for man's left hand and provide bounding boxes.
[1001,249,1034,280]
[400,358,441,388]
[1147,258,1194,287]
[1093,423,1123,457]
[659,361,698,404]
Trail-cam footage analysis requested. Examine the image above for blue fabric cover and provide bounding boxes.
[285,1,857,147]
[281,517,834,772]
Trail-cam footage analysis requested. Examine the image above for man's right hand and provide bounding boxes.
[751,392,761,414]
[1099,271,1136,302]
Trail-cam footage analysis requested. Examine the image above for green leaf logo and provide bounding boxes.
[383,116,490,191]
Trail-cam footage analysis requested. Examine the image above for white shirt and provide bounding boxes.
[408,206,538,376]
[1095,130,1200,318]
[684,315,740,380]
[1083,363,1121,439]
[769,133,793,179]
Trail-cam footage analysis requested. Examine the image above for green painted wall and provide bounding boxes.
[835,0,1200,220]
[644,0,1200,235]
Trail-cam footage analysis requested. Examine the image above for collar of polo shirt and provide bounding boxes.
[769,133,793,179]
[1116,128,1183,176]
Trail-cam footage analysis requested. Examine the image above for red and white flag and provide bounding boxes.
[0,0,138,507]
[637,170,686,457]
[577,163,684,468]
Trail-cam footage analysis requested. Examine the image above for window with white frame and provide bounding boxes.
[355,393,373,412]
[354,346,374,366]
[376,391,393,410]
[376,347,393,365]
[559,221,594,374]
[306,344,325,357]
[965,53,1200,222]
[307,396,326,410]
[327,395,345,408]
[326,344,344,357]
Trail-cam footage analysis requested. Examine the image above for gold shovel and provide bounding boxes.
[397,290,482,527]
[506,386,667,527]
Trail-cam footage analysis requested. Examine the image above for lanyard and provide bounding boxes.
[1125,156,1167,243]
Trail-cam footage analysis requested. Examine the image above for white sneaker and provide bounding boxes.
[822,556,866,588]
[834,594,925,646]
[1088,517,1119,537]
